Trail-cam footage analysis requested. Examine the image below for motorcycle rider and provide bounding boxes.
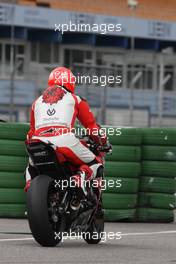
[24,67,111,196]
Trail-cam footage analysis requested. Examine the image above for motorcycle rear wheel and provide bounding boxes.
[27,175,65,247]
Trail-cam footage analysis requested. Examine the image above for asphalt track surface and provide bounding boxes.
[0,219,175,264]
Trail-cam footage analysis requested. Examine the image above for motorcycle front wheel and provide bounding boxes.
[83,199,104,244]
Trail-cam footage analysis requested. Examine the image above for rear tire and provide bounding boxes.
[27,175,65,247]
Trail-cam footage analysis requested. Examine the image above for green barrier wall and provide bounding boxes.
[103,127,141,222]
[0,123,29,218]
[0,123,175,222]
[137,128,176,222]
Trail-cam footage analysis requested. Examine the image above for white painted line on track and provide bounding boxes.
[121,230,176,236]
[0,238,34,242]
[0,230,176,242]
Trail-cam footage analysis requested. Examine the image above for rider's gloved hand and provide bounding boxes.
[100,140,112,154]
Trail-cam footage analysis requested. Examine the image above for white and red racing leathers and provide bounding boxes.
[25,86,107,182]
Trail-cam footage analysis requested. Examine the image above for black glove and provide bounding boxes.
[99,140,112,154]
